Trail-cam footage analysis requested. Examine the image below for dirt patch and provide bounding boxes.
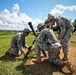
[25,45,76,75]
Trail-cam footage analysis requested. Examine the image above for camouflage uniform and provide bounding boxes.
[10,33,27,56]
[56,17,74,54]
[35,28,62,65]
[44,14,54,29]
[44,19,50,28]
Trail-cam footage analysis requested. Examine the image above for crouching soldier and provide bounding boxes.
[33,23,73,73]
[6,28,30,56]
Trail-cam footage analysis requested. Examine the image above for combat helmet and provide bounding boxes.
[37,23,44,30]
[23,28,30,34]
[47,13,54,22]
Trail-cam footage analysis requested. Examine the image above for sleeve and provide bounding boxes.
[17,36,24,53]
[56,17,66,39]
[59,22,66,39]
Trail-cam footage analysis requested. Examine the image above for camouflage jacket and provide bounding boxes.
[56,17,74,39]
[36,28,59,45]
[11,33,26,53]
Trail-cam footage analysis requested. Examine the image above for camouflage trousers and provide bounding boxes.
[11,45,22,56]
[48,47,63,66]
[35,43,50,56]
[35,43,63,66]
[62,30,72,54]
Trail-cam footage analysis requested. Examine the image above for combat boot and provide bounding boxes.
[64,61,74,74]
[62,54,68,61]
[59,61,74,74]
[6,48,12,54]
[33,56,41,63]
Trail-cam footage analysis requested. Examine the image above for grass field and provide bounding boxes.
[0,34,35,75]
[0,33,76,75]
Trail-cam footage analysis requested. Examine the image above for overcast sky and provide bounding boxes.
[0,0,76,30]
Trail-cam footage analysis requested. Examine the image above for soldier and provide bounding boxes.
[6,28,30,56]
[33,23,72,72]
[45,14,74,61]
[33,23,73,73]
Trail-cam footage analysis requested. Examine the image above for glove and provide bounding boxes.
[28,46,32,50]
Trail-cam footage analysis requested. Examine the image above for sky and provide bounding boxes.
[0,0,76,30]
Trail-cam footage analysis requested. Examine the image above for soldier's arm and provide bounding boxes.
[59,23,66,39]
[17,38,25,53]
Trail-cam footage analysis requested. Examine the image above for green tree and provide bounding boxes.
[74,19,76,22]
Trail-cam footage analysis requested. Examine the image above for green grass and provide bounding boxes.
[0,33,76,75]
[69,34,76,47]
[0,34,35,75]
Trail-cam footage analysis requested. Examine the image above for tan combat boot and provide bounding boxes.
[6,48,12,54]
[33,56,41,63]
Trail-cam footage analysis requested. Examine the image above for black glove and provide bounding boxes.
[28,46,32,50]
